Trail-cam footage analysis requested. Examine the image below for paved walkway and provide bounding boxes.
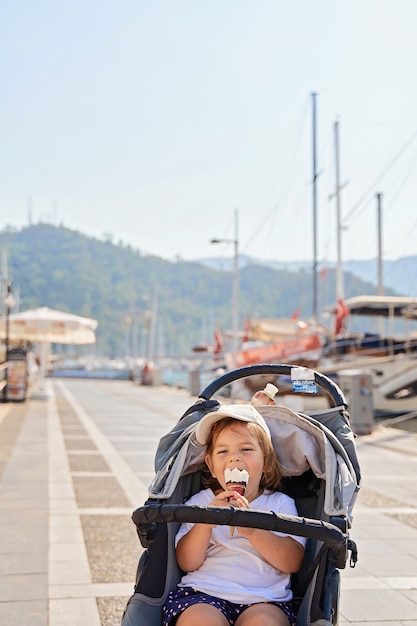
[0,379,416,625]
[339,421,417,625]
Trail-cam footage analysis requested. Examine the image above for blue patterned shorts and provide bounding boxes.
[162,586,297,626]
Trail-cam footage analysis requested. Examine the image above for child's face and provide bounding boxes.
[205,422,266,502]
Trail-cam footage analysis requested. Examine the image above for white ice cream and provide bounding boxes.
[224,468,249,486]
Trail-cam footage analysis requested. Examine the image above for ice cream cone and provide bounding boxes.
[224,469,249,538]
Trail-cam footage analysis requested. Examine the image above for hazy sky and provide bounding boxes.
[2,0,417,265]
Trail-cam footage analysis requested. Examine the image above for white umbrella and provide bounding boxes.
[0,307,98,398]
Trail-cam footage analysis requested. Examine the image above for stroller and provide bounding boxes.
[122,364,360,626]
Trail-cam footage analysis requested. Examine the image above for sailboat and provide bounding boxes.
[316,121,417,415]
[319,295,417,415]
[227,316,325,370]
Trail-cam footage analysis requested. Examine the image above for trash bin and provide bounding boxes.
[338,369,375,435]
[188,370,201,397]
[152,367,163,386]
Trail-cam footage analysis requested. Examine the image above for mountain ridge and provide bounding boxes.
[0,223,411,358]
[196,254,417,297]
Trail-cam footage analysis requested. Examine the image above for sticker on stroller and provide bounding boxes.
[291,367,318,394]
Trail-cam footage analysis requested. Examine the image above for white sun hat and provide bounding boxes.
[195,404,271,445]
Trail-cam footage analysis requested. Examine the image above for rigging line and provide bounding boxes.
[282,95,311,182]
[241,203,279,252]
[388,149,417,206]
[360,147,417,263]
[345,126,417,223]
[348,147,417,265]
[385,207,417,267]
[241,97,310,254]
[344,196,375,258]
[406,215,417,239]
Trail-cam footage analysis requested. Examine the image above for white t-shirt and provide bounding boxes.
[175,488,306,604]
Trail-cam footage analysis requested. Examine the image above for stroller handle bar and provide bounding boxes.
[199,364,347,408]
[132,503,348,569]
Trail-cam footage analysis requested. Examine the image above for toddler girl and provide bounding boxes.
[162,404,305,626]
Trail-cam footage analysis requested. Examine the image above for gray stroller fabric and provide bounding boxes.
[123,368,360,626]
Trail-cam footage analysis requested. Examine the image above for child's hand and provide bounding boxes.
[209,490,249,509]
[209,491,234,507]
[225,490,249,510]
[210,491,250,537]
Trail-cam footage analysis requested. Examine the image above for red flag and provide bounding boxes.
[335,299,349,335]
[213,326,224,355]
[291,307,301,320]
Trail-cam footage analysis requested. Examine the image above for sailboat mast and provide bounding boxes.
[376,192,383,296]
[311,92,318,320]
[334,119,344,300]
[376,192,384,338]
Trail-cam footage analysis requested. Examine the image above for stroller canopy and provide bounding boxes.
[148,402,360,523]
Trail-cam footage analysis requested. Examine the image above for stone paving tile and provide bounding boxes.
[340,588,417,622]
[49,596,101,626]
[390,537,417,556]
[57,411,80,426]
[0,405,25,479]
[0,573,48,602]
[81,515,140,583]
[113,440,151,451]
[97,596,130,626]
[358,553,417,578]
[65,437,98,450]
[359,486,417,509]
[404,588,417,602]
[0,550,47,576]
[390,512,417,530]
[73,476,132,508]
[0,599,47,626]
[61,424,88,435]
[68,453,111,472]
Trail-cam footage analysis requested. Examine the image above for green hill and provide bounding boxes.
[0,223,392,357]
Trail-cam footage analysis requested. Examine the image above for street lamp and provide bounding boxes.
[2,278,14,402]
[210,209,239,370]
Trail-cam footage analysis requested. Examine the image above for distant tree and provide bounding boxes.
[0,223,400,358]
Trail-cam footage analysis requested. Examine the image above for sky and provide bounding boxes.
[2,0,417,267]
